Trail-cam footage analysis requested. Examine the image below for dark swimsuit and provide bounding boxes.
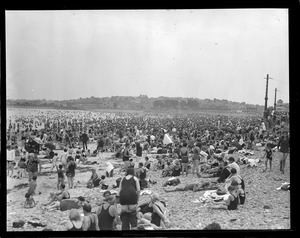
[227,194,239,210]
[98,204,115,230]
[68,221,82,231]
[87,214,97,231]
[119,176,137,205]
[151,201,165,226]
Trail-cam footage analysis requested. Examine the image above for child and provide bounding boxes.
[27,175,37,196]
[57,164,65,190]
[18,150,28,178]
[50,153,59,172]
[144,157,151,170]
[128,159,135,168]
[24,192,36,208]
[208,185,239,210]
[262,143,273,172]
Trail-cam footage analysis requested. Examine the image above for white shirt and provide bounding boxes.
[228,162,240,174]
[7,149,15,162]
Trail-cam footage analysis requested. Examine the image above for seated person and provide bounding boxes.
[138,193,170,229]
[227,157,240,174]
[171,160,181,177]
[208,185,239,210]
[43,184,70,206]
[24,192,36,208]
[87,169,101,188]
[75,151,85,164]
[200,156,221,173]
[197,159,226,178]
[44,149,55,161]
[106,162,114,177]
[216,161,232,183]
[163,181,218,193]
[162,162,173,177]
[231,180,246,205]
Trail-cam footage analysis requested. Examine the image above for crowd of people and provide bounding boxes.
[6,108,290,230]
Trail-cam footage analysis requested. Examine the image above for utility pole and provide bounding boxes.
[264,74,272,119]
[274,88,277,111]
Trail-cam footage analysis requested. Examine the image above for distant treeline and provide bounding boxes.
[6,95,264,113]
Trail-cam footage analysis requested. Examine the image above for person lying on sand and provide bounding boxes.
[163,181,218,193]
[43,195,86,212]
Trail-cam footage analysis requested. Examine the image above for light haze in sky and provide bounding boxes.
[6,9,289,105]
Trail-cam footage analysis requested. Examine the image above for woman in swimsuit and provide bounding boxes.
[208,185,239,210]
[65,209,83,231]
[82,203,99,231]
[138,193,170,229]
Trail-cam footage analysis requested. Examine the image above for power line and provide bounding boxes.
[269,78,289,85]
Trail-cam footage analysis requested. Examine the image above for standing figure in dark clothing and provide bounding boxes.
[277,131,289,174]
[66,156,77,189]
[82,131,89,151]
[119,168,140,230]
[135,140,143,163]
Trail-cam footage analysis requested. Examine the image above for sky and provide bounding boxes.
[6,9,289,105]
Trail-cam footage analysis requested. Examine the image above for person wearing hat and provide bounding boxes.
[82,203,99,231]
[277,131,289,174]
[96,194,121,230]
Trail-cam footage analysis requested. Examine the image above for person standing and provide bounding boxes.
[277,131,289,174]
[119,168,140,230]
[82,131,89,151]
[179,142,189,176]
[261,143,273,172]
[135,140,143,164]
[27,153,41,182]
[191,145,201,177]
[66,156,77,189]
[6,145,16,177]
[122,142,132,172]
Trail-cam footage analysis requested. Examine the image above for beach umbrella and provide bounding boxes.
[172,128,177,133]
[150,135,155,140]
[44,142,56,150]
